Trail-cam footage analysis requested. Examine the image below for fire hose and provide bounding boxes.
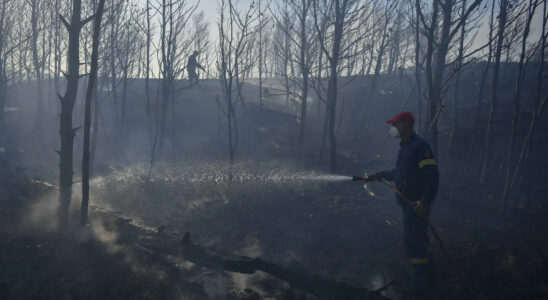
[353,175,483,300]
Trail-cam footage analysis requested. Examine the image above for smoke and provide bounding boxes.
[368,273,397,298]
[23,190,59,231]
[228,271,290,299]
[239,237,263,257]
[91,220,122,254]
[22,187,82,232]
[203,272,227,300]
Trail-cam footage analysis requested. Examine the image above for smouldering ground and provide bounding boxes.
[89,160,406,294]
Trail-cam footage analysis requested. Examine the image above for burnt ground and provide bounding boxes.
[2,69,548,299]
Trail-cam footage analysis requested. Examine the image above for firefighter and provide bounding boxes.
[366,111,439,293]
[187,50,205,86]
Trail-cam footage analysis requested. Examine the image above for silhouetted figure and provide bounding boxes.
[187,50,205,86]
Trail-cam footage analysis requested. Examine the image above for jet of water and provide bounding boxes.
[293,174,354,182]
[93,162,355,187]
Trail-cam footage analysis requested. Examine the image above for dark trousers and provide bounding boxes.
[188,69,199,85]
[402,205,435,290]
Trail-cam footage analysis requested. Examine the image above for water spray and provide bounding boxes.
[93,163,364,188]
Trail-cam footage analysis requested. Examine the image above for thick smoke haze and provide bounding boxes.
[0,0,547,299]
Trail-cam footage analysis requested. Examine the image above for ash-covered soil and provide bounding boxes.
[2,72,548,299]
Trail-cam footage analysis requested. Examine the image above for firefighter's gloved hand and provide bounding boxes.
[364,173,380,182]
[412,201,428,217]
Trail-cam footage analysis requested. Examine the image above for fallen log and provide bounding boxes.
[140,232,389,300]
[90,209,390,299]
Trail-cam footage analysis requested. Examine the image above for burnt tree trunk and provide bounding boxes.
[258,1,264,109]
[414,2,422,135]
[58,0,90,230]
[448,0,467,153]
[480,0,508,182]
[429,0,454,155]
[422,0,438,141]
[81,0,106,227]
[297,0,311,154]
[0,0,7,150]
[511,1,547,206]
[31,0,44,142]
[145,0,152,140]
[463,0,496,176]
[109,5,119,130]
[326,1,344,173]
[501,0,538,209]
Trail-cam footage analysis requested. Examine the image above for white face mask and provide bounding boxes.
[389,126,400,139]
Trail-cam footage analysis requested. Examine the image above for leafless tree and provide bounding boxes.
[148,0,198,175]
[411,0,425,133]
[480,0,514,181]
[355,0,397,139]
[29,0,47,140]
[271,2,293,106]
[463,0,496,176]
[447,0,469,151]
[118,4,143,138]
[415,0,483,155]
[0,0,19,150]
[511,1,548,208]
[312,0,366,172]
[145,0,153,138]
[51,0,65,95]
[57,0,94,230]
[256,0,271,109]
[81,0,106,227]
[105,0,126,136]
[501,0,541,209]
[216,0,258,166]
[271,0,316,154]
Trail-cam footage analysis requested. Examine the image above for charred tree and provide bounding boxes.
[81,0,106,227]
[295,0,313,154]
[313,0,366,172]
[145,0,152,140]
[480,0,508,181]
[272,0,315,154]
[256,0,270,109]
[463,0,496,176]
[57,0,93,230]
[413,1,423,134]
[216,0,257,166]
[322,1,343,173]
[501,0,540,210]
[417,0,482,155]
[358,2,394,138]
[30,0,45,142]
[0,0,9,150]
[511,1,548,208]
[448,0,468,152]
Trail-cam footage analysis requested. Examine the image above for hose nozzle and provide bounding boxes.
[352,176,368,182]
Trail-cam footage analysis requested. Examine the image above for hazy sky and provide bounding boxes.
[137,0,255,45]
[135,0,544,67]
[139,0,254,27]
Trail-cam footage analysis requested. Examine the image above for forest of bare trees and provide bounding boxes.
[0,0,545,227]
[1,0,548,299]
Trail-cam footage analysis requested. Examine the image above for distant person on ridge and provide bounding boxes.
[187,50,205,86]
[366,111,439,295]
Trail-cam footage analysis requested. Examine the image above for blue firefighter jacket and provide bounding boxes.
[376,133,439,206]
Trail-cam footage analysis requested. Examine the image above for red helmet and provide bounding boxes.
[386,111,414,125]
